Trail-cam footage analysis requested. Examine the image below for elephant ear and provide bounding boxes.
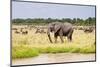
[54,24,61,33]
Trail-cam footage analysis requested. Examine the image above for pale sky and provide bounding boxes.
[12,1,96,19]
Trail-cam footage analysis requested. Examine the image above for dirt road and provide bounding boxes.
[12,53,95,66]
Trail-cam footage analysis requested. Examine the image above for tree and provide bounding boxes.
[12,17,96,26]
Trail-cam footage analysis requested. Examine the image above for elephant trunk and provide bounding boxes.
[47,29,53,43]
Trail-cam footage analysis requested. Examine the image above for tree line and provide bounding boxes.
[12,17,96,26]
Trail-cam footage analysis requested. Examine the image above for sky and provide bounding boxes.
[12,1,96,19]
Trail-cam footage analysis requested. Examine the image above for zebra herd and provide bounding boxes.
[73,26,95,33]
[12,25,95,35]
[12,25,47,35]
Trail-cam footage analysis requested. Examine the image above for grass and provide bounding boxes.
[12,44,95,59]
[12,25,96,59]
[79,45,95,53]
[12,46,39,59]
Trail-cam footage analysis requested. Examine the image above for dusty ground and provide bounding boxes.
[12,53,95,66]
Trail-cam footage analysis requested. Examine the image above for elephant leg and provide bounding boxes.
[70,35,72,41]
[60,35,64,43]
[67,36,71,42]
[68,34,72,41]
[59,30,64,43]
[48,34,53,43]
[67,29,73,42]
[54,34,58,43]
[68,35,72,41]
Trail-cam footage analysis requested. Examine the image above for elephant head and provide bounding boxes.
[47,22,62,43]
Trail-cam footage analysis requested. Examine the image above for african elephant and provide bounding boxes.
[47,22,74,43]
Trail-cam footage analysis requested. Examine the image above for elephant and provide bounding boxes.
[47,22,74,43]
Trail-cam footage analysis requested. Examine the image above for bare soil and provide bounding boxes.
[12,53,95,66]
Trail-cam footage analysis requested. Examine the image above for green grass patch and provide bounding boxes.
[12,26,95,59]
[69,47,81,53]
[12,44,95,59]
[79,45,96,53]
[12,46,39,59]
[38,47,71,53]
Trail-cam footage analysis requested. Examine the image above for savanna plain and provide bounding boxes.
[12,25,96,65]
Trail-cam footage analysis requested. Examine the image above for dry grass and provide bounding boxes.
[12,25,96,59]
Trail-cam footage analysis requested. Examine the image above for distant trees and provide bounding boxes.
[85,17,96,26]
[12,17,96,26]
